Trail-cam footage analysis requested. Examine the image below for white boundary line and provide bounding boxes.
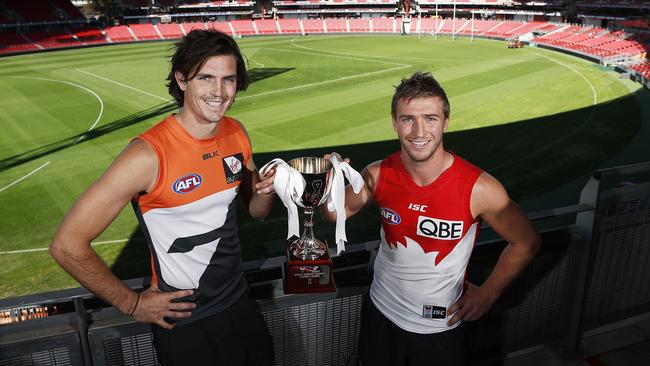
[239,64,410,100]
[290,37,470,63]
[0,161,50,193]
[488,50,599,171]
[0,238,145,255]
[77,69,173,103]
[12,76,105,144]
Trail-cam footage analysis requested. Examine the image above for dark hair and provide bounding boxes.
[166,29,249,107]
[391,71,450,120]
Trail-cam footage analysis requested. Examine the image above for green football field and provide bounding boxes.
[0,35,647,298]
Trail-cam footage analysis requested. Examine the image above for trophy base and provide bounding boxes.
[283,238,336,294]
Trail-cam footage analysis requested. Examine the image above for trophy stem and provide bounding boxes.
[291,207,327,260]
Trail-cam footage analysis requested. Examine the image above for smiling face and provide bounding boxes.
[392,96,449,163]
[175,54,238,128]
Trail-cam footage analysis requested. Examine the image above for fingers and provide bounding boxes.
[256,168,276,195]
[133,288,196,325]
[324,152,350,164]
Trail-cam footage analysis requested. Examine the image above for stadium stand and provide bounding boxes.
[72,26,107,45]
[129,23,162,41]
[157,23,185,39]
[2,0,57,23]
[459,19,501,35]
[208,21,234,36]
[24,29,81,49]
[439,18,469,33]
[104,25,137,43]
[277,18,302,34]
[348,18,371,33]
[50,0,85,20]
[254,19,280,34]
[182,22,207,33]
[0,32,38,54]
[372,17,395,33]
[302,19,326,34]
[231,19,257,36]
[325,18,348,33]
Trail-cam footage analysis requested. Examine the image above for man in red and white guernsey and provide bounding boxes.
[324,72,540,365]
[51,30,277,365]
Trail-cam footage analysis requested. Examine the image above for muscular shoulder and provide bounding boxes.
[470,172,510,219]
[104,139,159,194]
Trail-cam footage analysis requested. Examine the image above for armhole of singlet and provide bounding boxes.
[463,166,482,222]
[229,117,252,165]
[133,136,165,204]
[373,160,387,203]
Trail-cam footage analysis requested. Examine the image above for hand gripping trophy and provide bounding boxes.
[260,156,364,293]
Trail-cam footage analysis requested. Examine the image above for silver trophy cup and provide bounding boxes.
[287,157,333,260]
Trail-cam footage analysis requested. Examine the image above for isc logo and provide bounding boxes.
[172,173,202,194]
[380,207,401,225]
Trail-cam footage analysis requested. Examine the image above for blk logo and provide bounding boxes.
[202,150,218,160]
[380,207,401,225]
[416,216,463,240]
[172,174,202,194]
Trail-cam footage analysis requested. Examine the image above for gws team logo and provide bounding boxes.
[172,173,202,194]
[416,216,463,240]
[222,153,244,184]
[380,207,401,225]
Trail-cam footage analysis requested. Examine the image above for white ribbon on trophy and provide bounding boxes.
[259,156,364,255]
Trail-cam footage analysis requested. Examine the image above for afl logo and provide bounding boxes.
[172,174,202,194]
[380,207,401,225]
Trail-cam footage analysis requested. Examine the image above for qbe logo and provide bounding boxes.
[416,216,463,240]
[172,173,202,194]
[380,207,401,225]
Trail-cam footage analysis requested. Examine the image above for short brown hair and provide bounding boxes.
[391,72,450,120]
[166,29,249,107]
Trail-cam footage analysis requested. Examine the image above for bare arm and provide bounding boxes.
[448,172,541,326]
[50,140,195,329]
[321,160,380,221]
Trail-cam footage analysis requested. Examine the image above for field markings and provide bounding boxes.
[0,238,145,255]
[488,50,599,171]
[77,69,173,103]
[290,37,471,63]
[0,161,50,193]
[239,44,411,100]
[12,75,105,144]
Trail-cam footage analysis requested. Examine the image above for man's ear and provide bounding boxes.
[443,117,450,132]
[175,71,187,91]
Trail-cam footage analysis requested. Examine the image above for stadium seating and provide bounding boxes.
[2,0,57,23]
[628,61,650,79]
[254,19,280,34]
[302,19,325,34]
[129,24,162,41]
[104,26,137,42]
[50,0,85,20]
[458,19,500,35]
[324,18,348,33]
[182,22,207,33]
[348,18,370,33]
[72,27,107,45]
[208,21,234,36]
[0,32,38,54]
[157,23,185,39]
[277,18,302,34]
[25,30,81,49]
[231,19,257,36]
[439,18,468,34]
[372,17,395,33]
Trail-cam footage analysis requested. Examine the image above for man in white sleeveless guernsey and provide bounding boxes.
[324,72,541,365]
